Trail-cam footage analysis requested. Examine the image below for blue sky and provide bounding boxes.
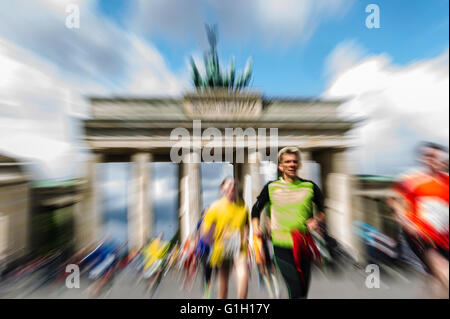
[95,0,449,96]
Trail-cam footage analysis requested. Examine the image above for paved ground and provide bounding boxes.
[1,262,431,299]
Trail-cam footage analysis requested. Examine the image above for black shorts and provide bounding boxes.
[273,245,312,299]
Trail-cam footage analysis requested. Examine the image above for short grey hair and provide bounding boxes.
[277,146,302,164]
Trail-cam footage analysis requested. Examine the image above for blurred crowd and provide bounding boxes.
[0,143,448,299]
[0,222,354,299]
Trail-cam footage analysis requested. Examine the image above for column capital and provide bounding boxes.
[180,151,201,164]
[299,150,311,162]
[90,152,104,163]
[131,152,153,162]
[332,150,349,174]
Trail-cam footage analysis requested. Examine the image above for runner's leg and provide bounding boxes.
[425,248,449,298]
[235,253,248,299]
[273,246,312,299]
[217,262,230,299]
[202,257,213,298]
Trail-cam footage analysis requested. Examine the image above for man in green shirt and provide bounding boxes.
[251,146,325,298]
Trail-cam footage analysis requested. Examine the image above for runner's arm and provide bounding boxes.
[251,183,270,237]
[200,207,216,245]
[307,182,326,232]
[242,217,250,251]
[388,182,418,236]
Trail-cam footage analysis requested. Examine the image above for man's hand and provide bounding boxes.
[252,218,263,237]
[306,217,320,233]
[307,211,325,234]
[265,218,271,237]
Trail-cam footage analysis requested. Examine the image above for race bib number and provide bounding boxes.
[418,197,449,233]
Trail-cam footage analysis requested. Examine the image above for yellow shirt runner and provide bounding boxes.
[202,197,249,267]
[143,238,169,270]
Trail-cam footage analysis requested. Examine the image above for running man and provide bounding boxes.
[141,234,170,293]
[251,147,324,299]
[200,177,249,299]
[179,235,197,289]
[388,142,449,298]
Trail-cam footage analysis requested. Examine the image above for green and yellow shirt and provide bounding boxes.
[251,177,325,248]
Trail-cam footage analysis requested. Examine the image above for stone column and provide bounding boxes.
[0,181,30,259]
[128,153,152,249]
[244,150,263,207]
[0,213,8,261]
[73,184,88,251]
[324,149,358,260]
[233,149,269,237]
[179,152,202,242]
[297,150,311,179]
[299,150,324,216]
[232,149,250,204]
[246,150,268,235]
[233,161,245,202]
[81,153,103,248]
[298,150,322,185]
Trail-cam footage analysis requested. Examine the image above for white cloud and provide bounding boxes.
[0,0,187,180]
[152,177,178,202]
[130,0,354,46]
[324,39,366,79]
[130,0,205,44]
[0,39,90,180]
[323,41,449,175]
[102,179,126,195]
[247,0,353,45]
[0,0,187,97]
[119,36,186,96]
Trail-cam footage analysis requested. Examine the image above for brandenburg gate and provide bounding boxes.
[81,90,358,255]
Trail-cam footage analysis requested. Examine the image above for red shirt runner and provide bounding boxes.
[393,171,449,250]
